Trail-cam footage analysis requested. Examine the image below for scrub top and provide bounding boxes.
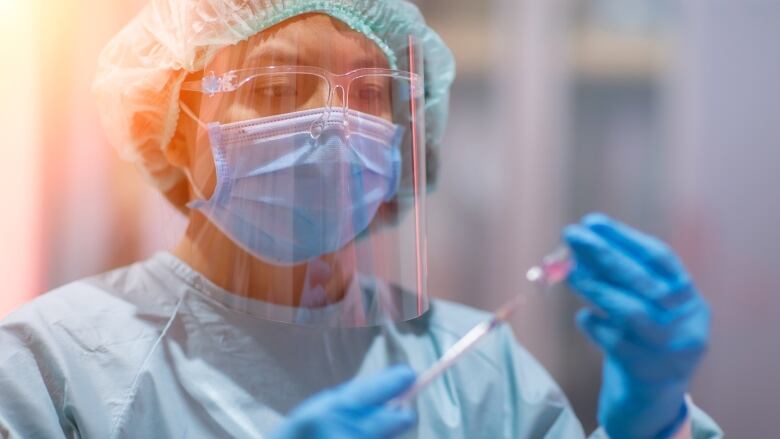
[0,253,722,438]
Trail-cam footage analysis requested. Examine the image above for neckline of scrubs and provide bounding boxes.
[151,252,391,327]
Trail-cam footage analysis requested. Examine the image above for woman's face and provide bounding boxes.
[179,13,392,201]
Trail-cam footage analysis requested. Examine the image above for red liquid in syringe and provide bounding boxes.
[542,257,572,284]
[527,247,573,288]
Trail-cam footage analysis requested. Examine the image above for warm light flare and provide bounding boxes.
[0,0,21,16]
[0,0,42,317]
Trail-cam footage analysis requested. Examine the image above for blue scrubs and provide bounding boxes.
[0,253,721,437]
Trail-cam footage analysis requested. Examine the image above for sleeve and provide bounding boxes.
[687,396,723,439]
[497,326,723,439]
[497,326,589,438]
[0,313,74,438]
[585,396,723,439]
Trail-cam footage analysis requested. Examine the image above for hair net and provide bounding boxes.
[93,0,455,208]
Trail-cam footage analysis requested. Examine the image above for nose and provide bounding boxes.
[309,83,349,139]
[308,81,346,112]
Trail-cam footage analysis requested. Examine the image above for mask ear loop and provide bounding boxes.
[178,100,210,202]
[179,100,209,131]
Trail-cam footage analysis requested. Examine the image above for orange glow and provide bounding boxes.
[0,0,42,316]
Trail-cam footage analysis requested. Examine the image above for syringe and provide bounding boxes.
[390,247,573,406]
[525,246,573,290]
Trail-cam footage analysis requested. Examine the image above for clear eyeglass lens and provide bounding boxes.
[221,72,413,119]
[239,73,329,115]
[348,75,394,118]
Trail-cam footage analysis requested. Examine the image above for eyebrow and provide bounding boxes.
[244,41,299,65]
[350,56,389,70]
[245,42,389,70]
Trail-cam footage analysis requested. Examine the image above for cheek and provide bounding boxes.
[185,100,259,199]
[223,102,263,123]
[379,110,393,123]
[189,131,218,199]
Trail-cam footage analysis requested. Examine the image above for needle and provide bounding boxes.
[390,293,528,406]
[389,247,572,406]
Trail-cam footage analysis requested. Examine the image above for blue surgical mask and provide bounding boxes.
[187,108,403,265]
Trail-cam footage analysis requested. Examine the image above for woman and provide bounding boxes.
[0,1,721,438]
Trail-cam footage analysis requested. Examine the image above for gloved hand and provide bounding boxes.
[564,214,710,439]
[270,365,417,439]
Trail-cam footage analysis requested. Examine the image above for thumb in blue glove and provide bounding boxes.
[564,214,710,439]
[270,365,417,439]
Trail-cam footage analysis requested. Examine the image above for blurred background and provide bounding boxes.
[1,0,778,435]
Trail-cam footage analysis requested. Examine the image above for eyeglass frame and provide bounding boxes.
[181,66,423,109]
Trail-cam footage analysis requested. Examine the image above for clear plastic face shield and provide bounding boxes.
[177,14,428,327]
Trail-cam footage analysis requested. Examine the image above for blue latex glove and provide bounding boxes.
[269,365,417,439]
[564,214,710,439]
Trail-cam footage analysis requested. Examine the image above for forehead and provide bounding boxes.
[207,13,390,73]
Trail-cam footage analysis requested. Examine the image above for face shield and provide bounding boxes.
[177,15,428,327]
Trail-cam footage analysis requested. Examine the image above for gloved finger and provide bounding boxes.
[581,215,700,309]
[568,269,657,334]
[354,407,417,439]
[571,268,711,349]
[576,308,624,354]
[564,225,667,302]
[580,214,698,310]
[335,365,416,407]
[582,213,688,282]
[576,309,680,383]
[663,296,711,352]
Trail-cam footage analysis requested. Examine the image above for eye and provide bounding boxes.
[263,84,295,97]
[355,83,387,101]
[250,76,297,98]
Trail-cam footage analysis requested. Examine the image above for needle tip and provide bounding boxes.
[526,266,543,283]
